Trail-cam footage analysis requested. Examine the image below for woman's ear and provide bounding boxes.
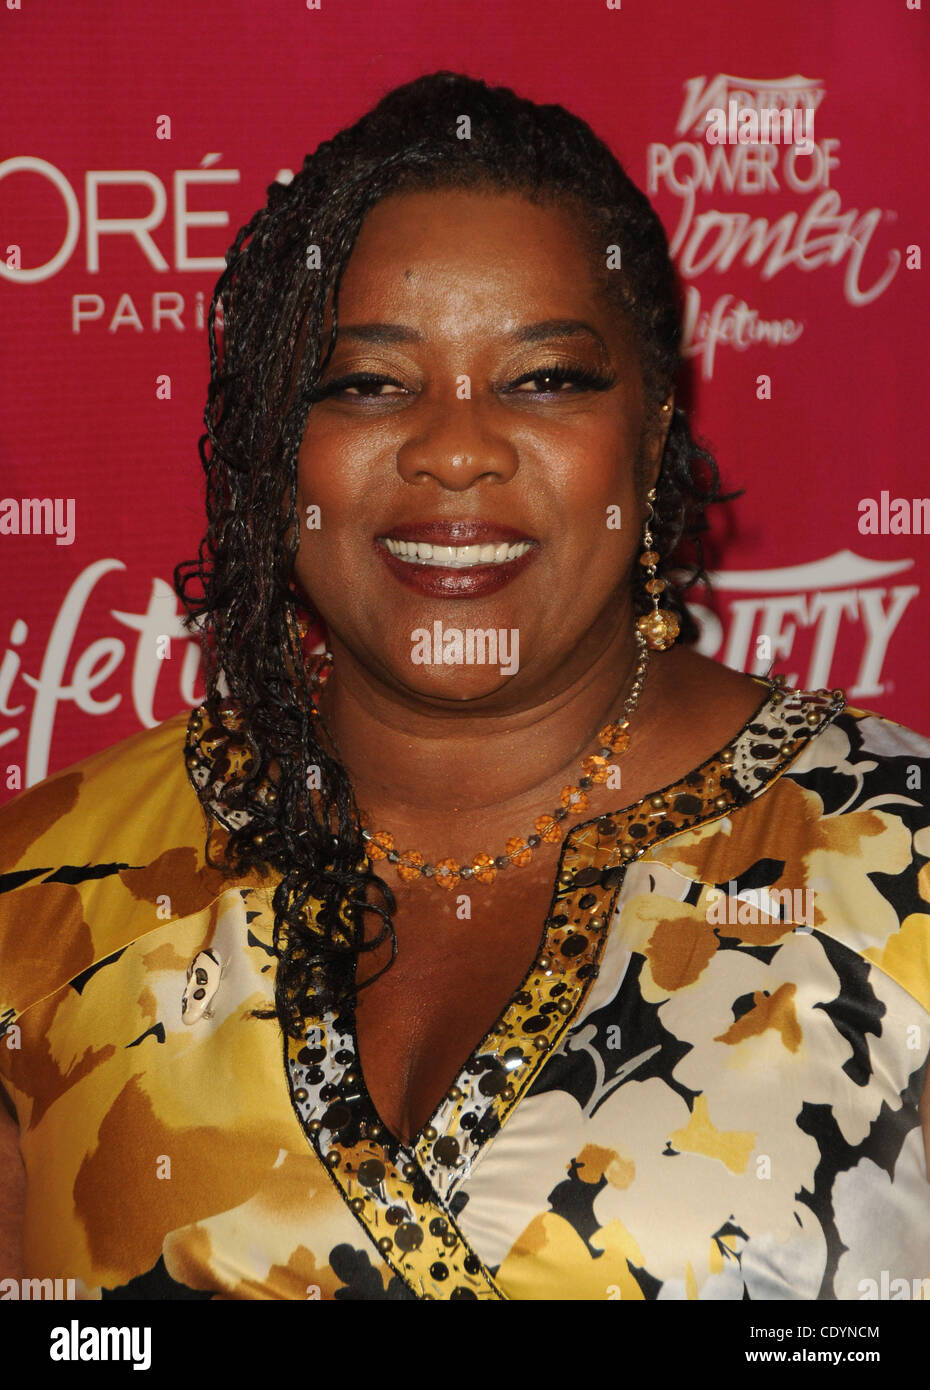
[640,395,675,495]
[654,396,675,464]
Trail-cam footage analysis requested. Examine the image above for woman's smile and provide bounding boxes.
[374,518,539,596]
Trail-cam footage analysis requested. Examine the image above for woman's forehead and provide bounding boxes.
[350,186,591,260]
[324,187,622,341]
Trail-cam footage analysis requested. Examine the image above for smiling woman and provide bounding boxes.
[0,72,928,1303]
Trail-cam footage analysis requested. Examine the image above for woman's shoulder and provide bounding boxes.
[0,706,204,878]
[788,698,930,806]
[751,695,930,1003]
[0,705,244,1033]
[644,681,930,1004]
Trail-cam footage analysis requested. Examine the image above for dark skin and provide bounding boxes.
[293,188,930,1161]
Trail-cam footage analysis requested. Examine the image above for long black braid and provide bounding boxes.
[174,71,728,1037]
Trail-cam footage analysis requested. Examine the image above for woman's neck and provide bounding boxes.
[315,622,642,811]
[310,631,752,860]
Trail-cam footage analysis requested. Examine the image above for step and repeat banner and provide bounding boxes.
[0,0,927,799]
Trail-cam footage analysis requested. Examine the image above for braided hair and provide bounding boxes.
[174,70,726,1035]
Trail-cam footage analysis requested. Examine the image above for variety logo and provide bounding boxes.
[688,550,918,695]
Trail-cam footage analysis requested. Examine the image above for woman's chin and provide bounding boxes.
[384,662,524,705]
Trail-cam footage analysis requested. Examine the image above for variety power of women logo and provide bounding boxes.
[647,74,906,380]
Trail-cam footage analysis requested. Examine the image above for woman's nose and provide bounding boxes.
[394,395,520,490]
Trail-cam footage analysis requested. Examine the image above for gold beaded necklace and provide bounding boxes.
[306,633,651,891]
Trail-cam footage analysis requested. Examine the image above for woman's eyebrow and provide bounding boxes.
[337,323,422,344]
[335,319,607,348]
[512,319,606,348]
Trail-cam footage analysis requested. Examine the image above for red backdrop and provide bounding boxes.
[1,0,928,802]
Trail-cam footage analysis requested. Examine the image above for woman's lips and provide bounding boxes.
[373,522,539,598]
[378,520,535,545]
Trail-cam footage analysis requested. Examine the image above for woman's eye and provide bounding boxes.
[345,380,405,397]
[317,375,407,399]
[514,373,573,393]
[507,366,615,395]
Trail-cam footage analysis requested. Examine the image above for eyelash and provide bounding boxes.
[506,364,616,395]
[313,363,616,400]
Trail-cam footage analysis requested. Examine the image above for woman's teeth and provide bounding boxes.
[379,538,533,568]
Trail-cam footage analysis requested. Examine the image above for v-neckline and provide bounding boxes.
[185,676,846,1299]
[346,817,581,1151]
[343,675,822,1167]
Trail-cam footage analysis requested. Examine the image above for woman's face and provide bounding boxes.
[294,187,666,706]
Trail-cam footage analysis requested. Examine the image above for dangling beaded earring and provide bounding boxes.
[284,587,311,647]
[636,486,680,651]
[285,582,333,696]
[306,649,333,694]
